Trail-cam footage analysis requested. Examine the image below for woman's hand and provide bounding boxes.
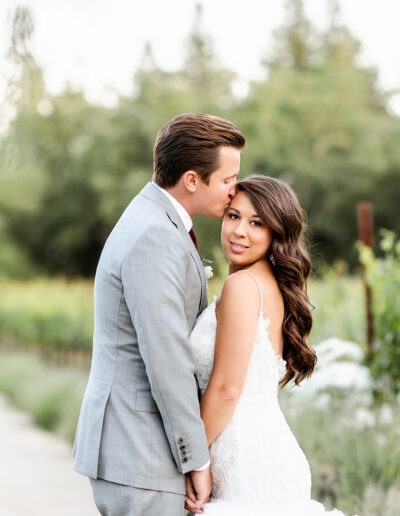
[185,472,209,514]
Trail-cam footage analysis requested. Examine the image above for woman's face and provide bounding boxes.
[221,190,272,267]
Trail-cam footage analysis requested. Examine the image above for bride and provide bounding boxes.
[185,175,355,516]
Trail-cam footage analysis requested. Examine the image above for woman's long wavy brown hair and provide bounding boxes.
[237,175,317,387]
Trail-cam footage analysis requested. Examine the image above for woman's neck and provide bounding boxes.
[228,259,272,276]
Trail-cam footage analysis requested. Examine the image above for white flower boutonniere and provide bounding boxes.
[202,259,214,281]
[204,265,214,280]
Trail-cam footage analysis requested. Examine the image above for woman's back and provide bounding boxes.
[244,266,285,358]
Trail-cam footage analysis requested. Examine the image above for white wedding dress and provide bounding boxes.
[190,270,354,516]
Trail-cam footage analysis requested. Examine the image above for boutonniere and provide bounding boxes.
[202,258,214,280]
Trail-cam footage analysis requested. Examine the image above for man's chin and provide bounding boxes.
[205,209,225,219]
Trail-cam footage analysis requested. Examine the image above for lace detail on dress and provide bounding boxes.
[191,300,311,510]
[189,271,355,515]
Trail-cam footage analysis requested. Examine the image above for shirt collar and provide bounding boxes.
[151,182,193,232]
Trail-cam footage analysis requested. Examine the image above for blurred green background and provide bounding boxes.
[1,2,400,515]
[1,2,400,277]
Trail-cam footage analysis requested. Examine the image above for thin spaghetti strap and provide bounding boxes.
[236,269,263,314]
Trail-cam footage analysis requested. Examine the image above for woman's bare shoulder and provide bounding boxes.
[217,270,261,313]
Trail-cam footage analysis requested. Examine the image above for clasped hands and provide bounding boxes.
[185,468,212,514]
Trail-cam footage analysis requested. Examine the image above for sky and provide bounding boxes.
[1,0,400,112]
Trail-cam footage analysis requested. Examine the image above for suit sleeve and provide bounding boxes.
[121,227,209,473]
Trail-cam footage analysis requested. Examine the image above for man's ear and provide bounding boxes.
[182,170,198,193]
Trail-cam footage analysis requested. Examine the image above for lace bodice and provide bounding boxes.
[192,298,287,401]
[189,270,353,516]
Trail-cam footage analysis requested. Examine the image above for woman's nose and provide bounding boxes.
[233,221,246,237]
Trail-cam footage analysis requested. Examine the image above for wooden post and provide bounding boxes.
[357,202,374,363]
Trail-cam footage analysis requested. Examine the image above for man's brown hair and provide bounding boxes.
[153,113,245,188]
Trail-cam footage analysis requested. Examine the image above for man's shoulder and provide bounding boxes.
[107,200,184,257]
[112,191,172,233]
[98,184,189,269]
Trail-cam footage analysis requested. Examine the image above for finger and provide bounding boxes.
[185,497,204,513]
[196,491,210,507]
[185,479,197,503]
[193,495,206,511]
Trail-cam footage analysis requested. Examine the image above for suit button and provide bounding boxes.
[182,457,188,463]
[179,446,185,450]
[181,450,186,456]
[178,438,184,444]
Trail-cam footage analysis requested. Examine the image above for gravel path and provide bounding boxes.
[0,394,98,516]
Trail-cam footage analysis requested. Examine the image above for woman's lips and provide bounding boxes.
[229,241,249,254]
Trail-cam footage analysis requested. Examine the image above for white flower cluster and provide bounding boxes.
[288,337,372,405]
[204,265,213,280]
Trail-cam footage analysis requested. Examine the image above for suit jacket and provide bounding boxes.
[72,182,210,495]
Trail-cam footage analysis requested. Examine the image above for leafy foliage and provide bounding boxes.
[1,1,400,276]
[280,390,400,515]
[0,274,364,355]
[0,350,87,441]
[1,337,399,514]
[0,279,93,353]
[359,230,400,396]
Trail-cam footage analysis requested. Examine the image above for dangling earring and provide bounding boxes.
[269,254,276,266]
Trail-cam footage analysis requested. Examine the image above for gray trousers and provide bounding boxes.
[89,477,186,516]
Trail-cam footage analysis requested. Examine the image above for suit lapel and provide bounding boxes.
[140,183,208,310]
[189,246,208,313]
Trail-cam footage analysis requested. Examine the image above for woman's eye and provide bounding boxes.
[228,213,238,220]
[251,220,262,227]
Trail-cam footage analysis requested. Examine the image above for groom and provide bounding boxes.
[72,113,245,515]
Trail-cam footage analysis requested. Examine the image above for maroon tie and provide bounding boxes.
[189,228,198,250]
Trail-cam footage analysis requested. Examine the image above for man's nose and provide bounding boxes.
[228,182,237,199]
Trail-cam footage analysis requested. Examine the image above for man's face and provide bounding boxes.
[193,146,241,218]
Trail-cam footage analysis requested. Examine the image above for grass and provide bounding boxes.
[279,390,400,515]
[208,270,366,347]
[0,270,365,354]
[308,273,366,347]
[0,277,93,353]
[0,347,88,442]
[0,344,399,515]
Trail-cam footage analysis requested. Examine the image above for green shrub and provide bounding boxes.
[210,270,365,347]
[359,230,400,396]
[0,278,93,353]
[0,348,88,441]
[280,389,400,515]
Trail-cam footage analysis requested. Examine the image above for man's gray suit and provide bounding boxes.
[73,182,210,513]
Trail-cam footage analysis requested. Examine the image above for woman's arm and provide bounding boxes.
[200,271,260,446]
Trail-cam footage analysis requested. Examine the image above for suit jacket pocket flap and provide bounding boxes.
[135,390,159,413]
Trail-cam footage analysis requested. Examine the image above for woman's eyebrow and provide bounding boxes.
[228,208,261,218]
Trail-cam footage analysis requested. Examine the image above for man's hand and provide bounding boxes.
[184,468,212,514]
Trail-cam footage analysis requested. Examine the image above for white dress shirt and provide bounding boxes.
[151,182,210,472]
[152,182,192,231]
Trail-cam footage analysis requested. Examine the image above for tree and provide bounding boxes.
[5,6,45,109]
[2,1,400,277]
[0,7,47,277]
[234,0,400,267]
[267,0,320,69]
